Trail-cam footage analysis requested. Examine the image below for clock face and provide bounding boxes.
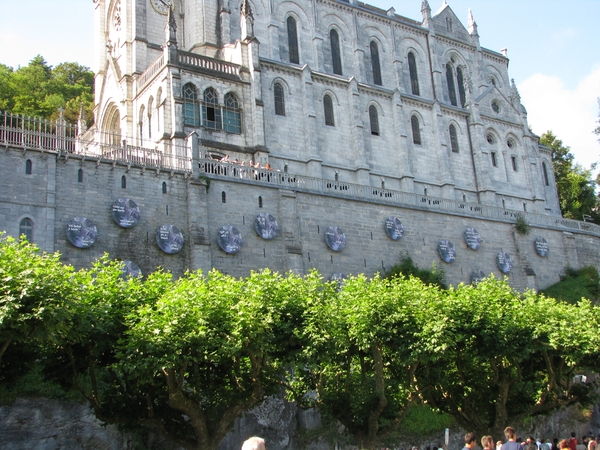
[151,0,172,15]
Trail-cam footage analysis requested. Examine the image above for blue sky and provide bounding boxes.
[1,0,599,169]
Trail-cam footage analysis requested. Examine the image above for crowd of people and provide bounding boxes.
[464,428,597,450]
[238,428,598,450]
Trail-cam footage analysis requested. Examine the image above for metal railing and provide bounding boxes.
[0,111,77,152]
[0,111,193,172]
[199,158,600,236]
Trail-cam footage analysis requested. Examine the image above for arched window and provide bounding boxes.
[449,124,459,153]
[330,29,342,75]
[139,105,145,141]
[121,175,127,188]
[542,162,549,186]
[369,105,379,136]
[148,97,154,138]
[491,152,498,167]
[183,83,200,126]
[370,41,382,86]
[408,52,420,96]
[156,88,162,131]
[223,93,241,133]
[287,16,299,64]
[25,159,32,175]
[456,67,466,107]
[446,64,457,106]
[78,168,83,183]
[411,115,421,145]
[162,181,167,194]
[221,191,227,203]
[274,83,285,116]
[203,88,221,130]
[323,94,335,126]
[19,218,33,242]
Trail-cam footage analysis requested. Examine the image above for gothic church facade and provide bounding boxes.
[3,0,598,291]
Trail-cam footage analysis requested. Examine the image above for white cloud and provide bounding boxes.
[519,66,600,171]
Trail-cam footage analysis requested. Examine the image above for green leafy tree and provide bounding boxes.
[540,131,599,221]
[0,234,74,361]
[0,55,94,124]
[294,274,441,449]
[105,269,315,450]
[415,277,600,439]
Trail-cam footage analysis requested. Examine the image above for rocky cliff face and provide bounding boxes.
[0,397,127,449]
[1,396,598,450]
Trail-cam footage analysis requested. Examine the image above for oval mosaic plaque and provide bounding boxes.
[471,270,486,285]
[497,251,513,274]
[385,216,404,240]
[122,260,142,278]
[217,225,243,254]
[464,227,482,250]
[156,224,184,254]
[438,240,456,263]
[325,226,346,252]
[254,213,279,240]
[67,217,98,249]
[111,198,140,228]
[534,237,549,258]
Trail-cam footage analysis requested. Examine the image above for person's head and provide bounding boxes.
[465,432,477,448]
[560,440,569,449]
[242,436,266,450]
[505,428,517,441]
[497,441,504,449]
[482,436,494,449]
[526,442,537,450]
[572,433,577,438]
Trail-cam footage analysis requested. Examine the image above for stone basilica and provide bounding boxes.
[1,0,598,290]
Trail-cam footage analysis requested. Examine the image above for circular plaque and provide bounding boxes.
[331,273,344,284]
[325,226,346,252]
[156,224,184,254]
[254,213,279,240]
[67,217,98,249]
[464,227,482,250]
[534,237,549,257]
[217,225,243,254]
[122,260,142,278]
[385,217,404,240]
[497,251,513,273]
[111,198,140,228]
[471,270,486,285]
[438,240,456,263]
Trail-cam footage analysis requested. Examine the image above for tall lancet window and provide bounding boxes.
[330,29,342,75]
[408,52,420,96]
[370,41,382,86]
[287,17,299,64]
[274,83,285,116]
[446,64,457,106]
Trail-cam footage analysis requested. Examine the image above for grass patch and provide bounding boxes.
[540,266,600,304]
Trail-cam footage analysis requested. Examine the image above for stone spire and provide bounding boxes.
[421,0,432,26]
[77,103,87,136]
[468,9,478,36]
[165,3,177,45]
[509,79,521,109]
[164,3,178,63]
[240,0,254,40]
